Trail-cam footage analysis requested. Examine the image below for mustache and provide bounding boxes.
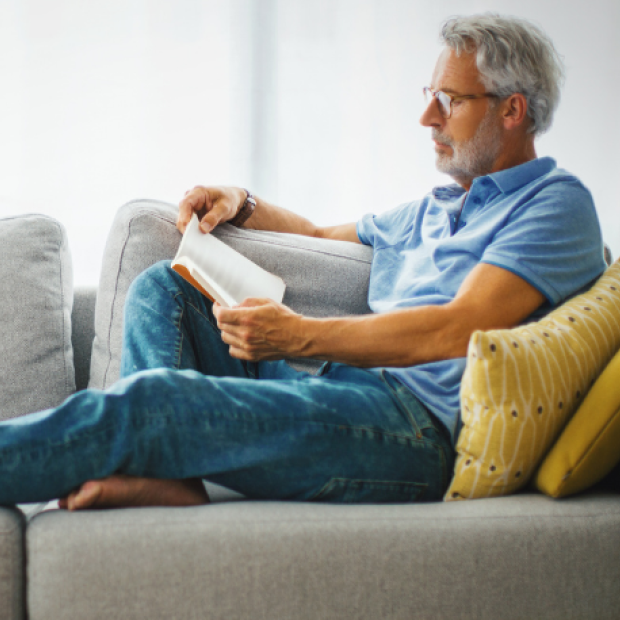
[432,130,453,146]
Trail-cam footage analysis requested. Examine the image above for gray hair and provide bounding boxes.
[440,14,565,135]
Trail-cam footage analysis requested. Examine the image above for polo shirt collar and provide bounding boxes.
[432,184,465,201]
[432,156,557,200]
[485,156,556,194]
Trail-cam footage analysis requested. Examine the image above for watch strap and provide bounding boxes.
[229,189,256,227]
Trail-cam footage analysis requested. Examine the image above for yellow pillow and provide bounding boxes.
[445,260,620,501]
[534,346,620,497]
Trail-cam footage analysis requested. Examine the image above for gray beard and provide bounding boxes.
[433,111,503,184]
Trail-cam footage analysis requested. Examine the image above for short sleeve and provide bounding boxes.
[481,180,606,305]
[357,201,421,249]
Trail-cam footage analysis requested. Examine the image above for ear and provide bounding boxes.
[500,93,530,131]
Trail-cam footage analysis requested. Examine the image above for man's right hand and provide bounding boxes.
[177,186,246,234]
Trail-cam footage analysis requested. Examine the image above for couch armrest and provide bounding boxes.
[90,200,374,389]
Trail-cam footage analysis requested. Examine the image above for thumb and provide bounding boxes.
[237,297,271,308]
[200,204,230,233]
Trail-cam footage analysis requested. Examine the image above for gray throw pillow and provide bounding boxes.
[89,199,373,390]
[0,214,74,420]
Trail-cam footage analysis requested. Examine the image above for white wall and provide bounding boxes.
[1,0,618,284]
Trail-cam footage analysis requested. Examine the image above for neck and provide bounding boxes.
[457,137,537,191]
[493,136,538,173]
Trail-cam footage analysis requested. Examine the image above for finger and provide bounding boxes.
[227,345,253,361]
[218,325,253,357]
[218,328,244,348]
[217,316,261,346]
[199,202,231,234]
[237,297,271,308]
[227,343,279,362]
[214,305,243,327]
[212,301,224,322]
[178,194,201,233]
[178,187,210,233]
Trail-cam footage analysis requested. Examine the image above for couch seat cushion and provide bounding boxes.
[26,493,620,620]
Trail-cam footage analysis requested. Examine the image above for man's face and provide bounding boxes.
[420,48,503,187]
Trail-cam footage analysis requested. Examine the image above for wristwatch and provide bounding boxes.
[229,189,256,227]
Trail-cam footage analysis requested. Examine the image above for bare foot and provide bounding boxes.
[58,475,210,511]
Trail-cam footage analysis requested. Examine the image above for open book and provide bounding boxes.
[171,214,286,308]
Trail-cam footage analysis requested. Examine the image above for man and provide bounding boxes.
[0,14,606,509]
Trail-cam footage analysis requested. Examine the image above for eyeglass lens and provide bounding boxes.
[423,88,451,118]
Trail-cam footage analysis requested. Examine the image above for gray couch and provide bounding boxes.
[1,201,620,620]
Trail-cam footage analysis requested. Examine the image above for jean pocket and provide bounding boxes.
[310,477,427,503]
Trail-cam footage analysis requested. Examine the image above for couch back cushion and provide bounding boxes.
[89,200,373,389]
[0,214,75,419]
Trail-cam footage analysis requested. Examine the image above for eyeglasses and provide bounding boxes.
[422,87,498,119]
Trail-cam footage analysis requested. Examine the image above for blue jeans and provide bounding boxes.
[0,261,454,505]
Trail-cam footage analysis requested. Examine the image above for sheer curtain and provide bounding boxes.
[0,0,254,284]
[1,0,619,284]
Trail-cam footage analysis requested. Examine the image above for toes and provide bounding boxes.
[68,481,103,510]
[57,476,210,510]
[59,488,81,510]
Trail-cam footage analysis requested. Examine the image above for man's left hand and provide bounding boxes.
[213,298,308,361]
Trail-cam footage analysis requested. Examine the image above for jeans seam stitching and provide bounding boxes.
[188,416,425,444]
[172,292,221,335]
[174,305,184,370]
[329,425,425,443]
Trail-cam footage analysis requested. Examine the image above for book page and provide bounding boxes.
[172,215,286,308]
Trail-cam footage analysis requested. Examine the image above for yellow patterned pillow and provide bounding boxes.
[534,346,620,497]
[445,260,620,501]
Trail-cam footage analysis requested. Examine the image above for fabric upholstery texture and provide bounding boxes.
[0,215,74,420]
[0,508,25,620]
[26,492,620,620]
[446,260,620,501]
[71,287,96,392]
[89,199,373,389]
[6,203,619,620]
[535,345,620,497]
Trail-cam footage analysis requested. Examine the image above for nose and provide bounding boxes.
[420,95,444,128]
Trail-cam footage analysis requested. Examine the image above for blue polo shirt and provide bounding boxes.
[356,157,606,445]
